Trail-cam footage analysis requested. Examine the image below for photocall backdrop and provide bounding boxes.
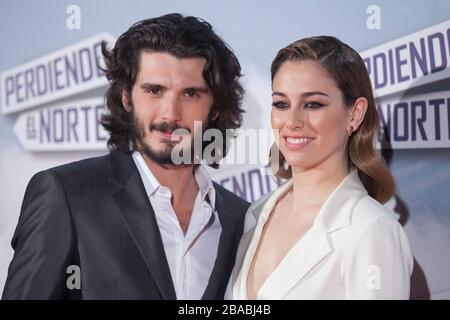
[1,0,449,299]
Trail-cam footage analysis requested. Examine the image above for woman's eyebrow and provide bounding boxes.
[271,91,330,98]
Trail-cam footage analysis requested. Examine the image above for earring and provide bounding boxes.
[348,126,354,137]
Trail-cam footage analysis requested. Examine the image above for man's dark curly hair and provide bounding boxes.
[100,13,244,167]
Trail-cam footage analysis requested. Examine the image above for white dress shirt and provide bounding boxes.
[132,151,222,300]
[226,168,413,299]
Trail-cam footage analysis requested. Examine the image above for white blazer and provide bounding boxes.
[226,169,414,300]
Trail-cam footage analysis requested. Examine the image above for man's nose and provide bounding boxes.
[160,94,182,122]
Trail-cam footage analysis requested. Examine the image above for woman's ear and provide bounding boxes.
[348,97,368,131]
[122,90,132,112]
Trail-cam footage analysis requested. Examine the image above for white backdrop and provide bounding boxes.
[1,0,450,299]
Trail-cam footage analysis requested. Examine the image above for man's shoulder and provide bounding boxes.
[47,152,111,179]
[26,152,124,200]
[213,182,250,210]
[28,153,119,191]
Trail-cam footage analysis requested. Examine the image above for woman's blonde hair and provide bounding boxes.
[269,36,395,204]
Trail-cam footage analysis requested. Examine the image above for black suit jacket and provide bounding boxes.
[2,151,249,299]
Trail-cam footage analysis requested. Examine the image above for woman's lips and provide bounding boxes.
[283,136,314,150]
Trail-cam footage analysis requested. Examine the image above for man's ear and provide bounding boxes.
[211,109,219,121]
[348,97,368,131]
[122,90,132,112]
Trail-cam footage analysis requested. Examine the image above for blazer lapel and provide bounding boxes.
[257,228,333,299]
[231,181,293,298]
[108,151,176,299]
[201,187,237,300]
[236,168,368,299]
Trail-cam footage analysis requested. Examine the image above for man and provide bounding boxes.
[2,13,249,300]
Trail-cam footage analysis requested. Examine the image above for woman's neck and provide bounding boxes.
[290,162,349,208]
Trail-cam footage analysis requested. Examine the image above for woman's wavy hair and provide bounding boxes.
[100,13,244,168]
[269,36,395,204]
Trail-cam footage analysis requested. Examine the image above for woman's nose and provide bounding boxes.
[286,108,305,130]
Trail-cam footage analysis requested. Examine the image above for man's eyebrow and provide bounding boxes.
[138,83,210,93]
[271,91,330,98]
[185,86,210,93]
[139,83,166,90]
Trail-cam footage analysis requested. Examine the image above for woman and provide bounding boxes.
[226,36,413,299]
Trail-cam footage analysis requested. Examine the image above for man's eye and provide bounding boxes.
[145,86,162,95]
[305,101,324,109]
[185,89,199,98]
[272,101,289,109]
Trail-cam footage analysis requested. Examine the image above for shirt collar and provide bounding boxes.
[131,151,216,208]
[132,151,160,196]
[194,164,216,209]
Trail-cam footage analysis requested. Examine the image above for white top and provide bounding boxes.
[132,151,221,300]
[225,168,414,300]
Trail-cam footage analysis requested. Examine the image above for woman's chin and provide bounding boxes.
[284,160,315,171]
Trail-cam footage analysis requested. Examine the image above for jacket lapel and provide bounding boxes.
[236,169,368,299]
[108,151,176,299]
[231,181,293,298]
[257,227,333,299]
[201,186,237,300]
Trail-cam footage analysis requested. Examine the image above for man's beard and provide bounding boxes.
[131,112,203,167]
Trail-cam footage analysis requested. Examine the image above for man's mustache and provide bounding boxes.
[149,122,191,134]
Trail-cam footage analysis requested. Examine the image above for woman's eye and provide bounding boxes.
[305,101,324,109]
[272,101,289,109]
